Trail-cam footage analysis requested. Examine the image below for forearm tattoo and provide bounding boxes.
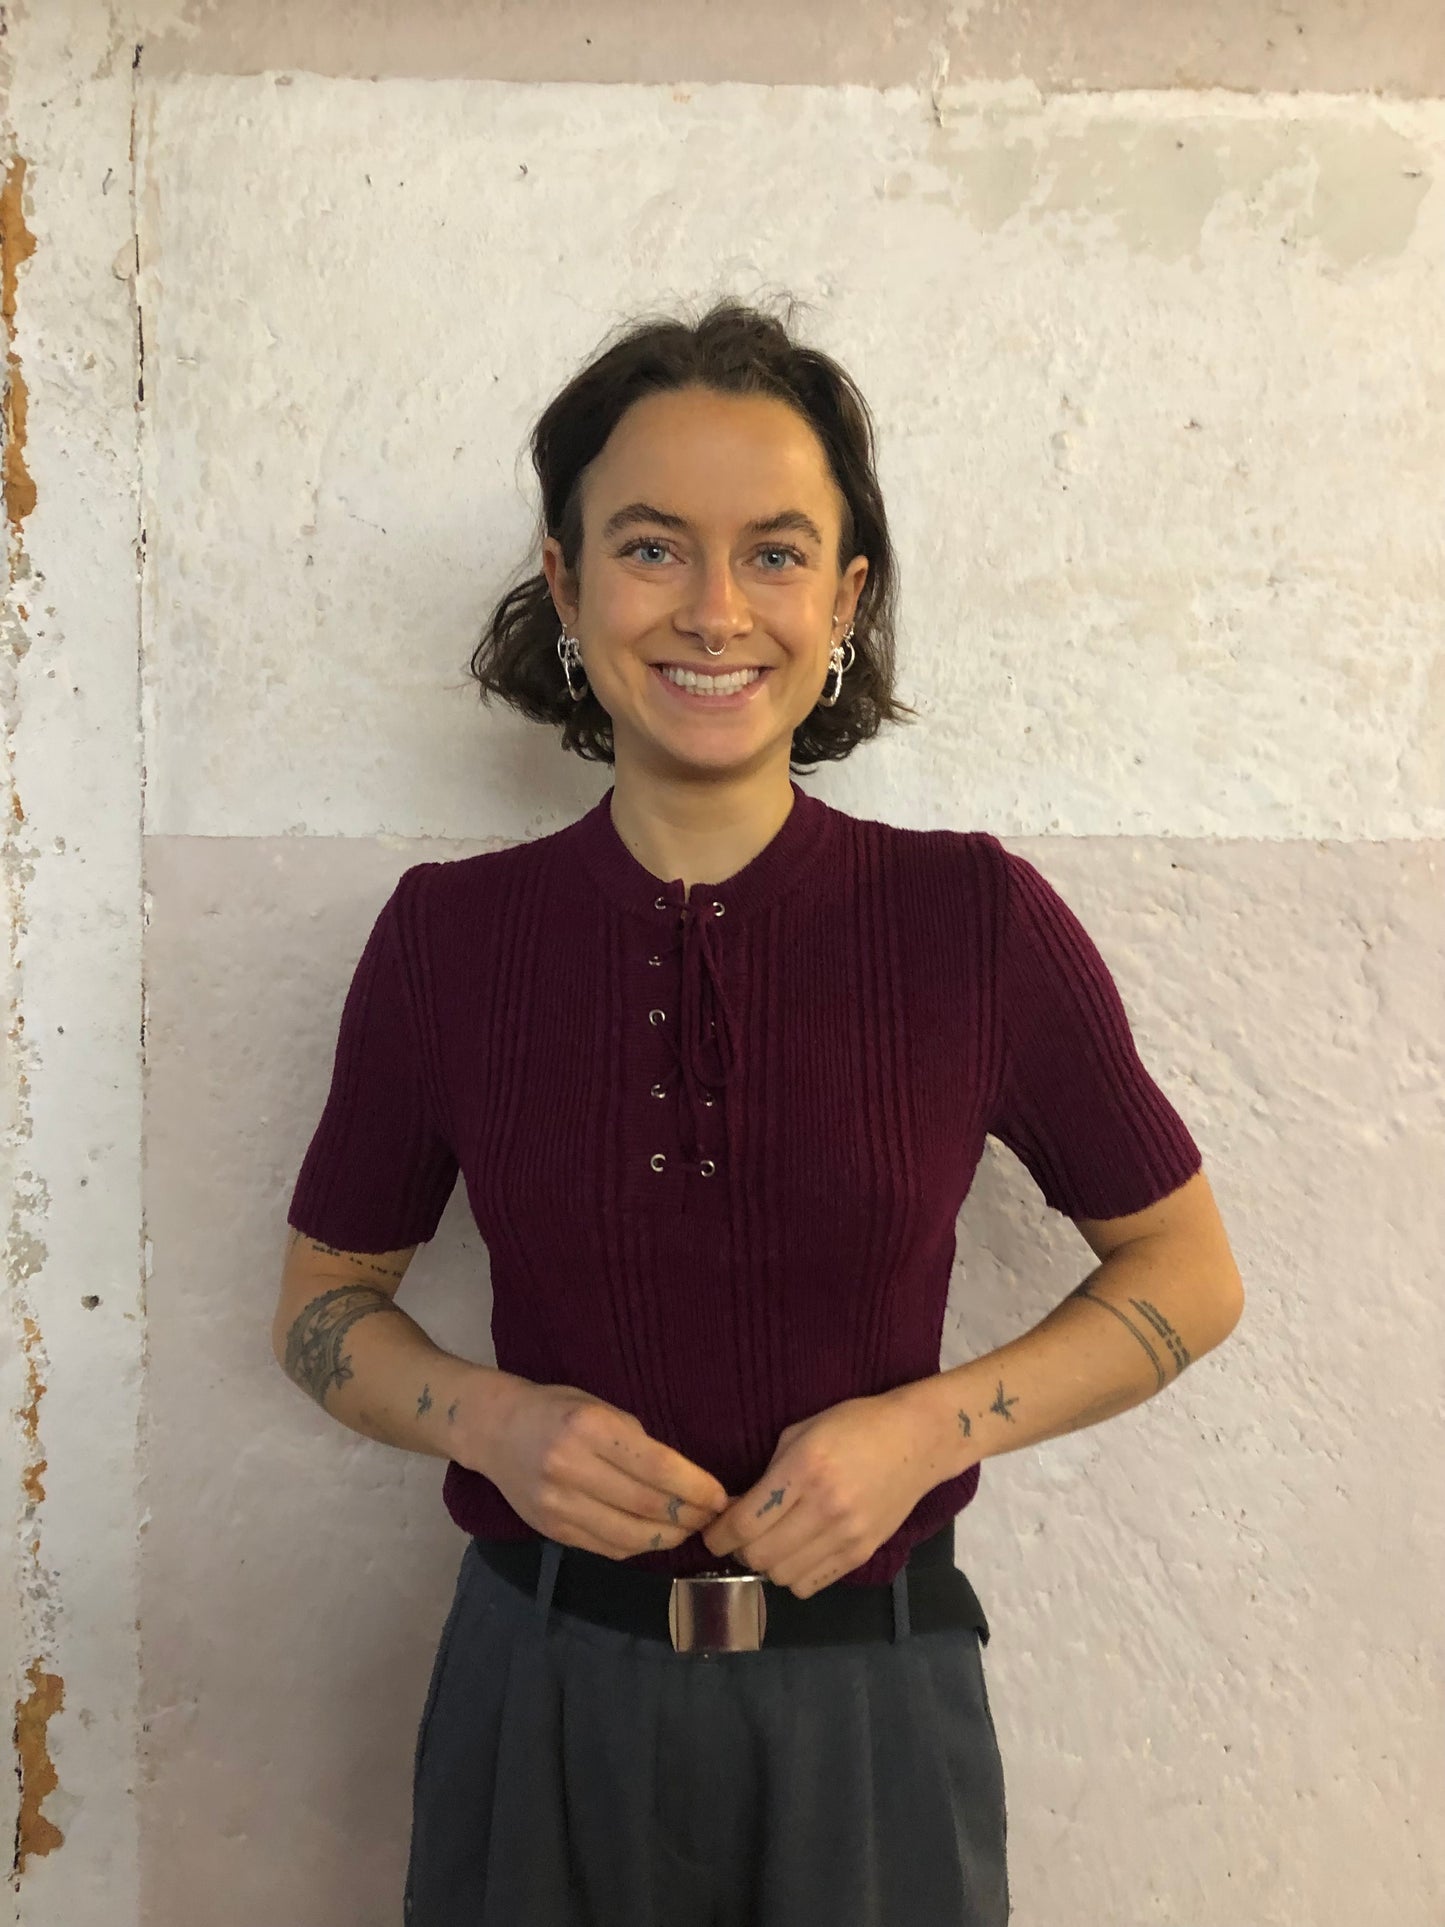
[956,1382,1019,1441]
[945,1281,1193,1449]
[988,1380,1019,1422]
[1070,1283,1192,1388]
[282,1281,404,1407]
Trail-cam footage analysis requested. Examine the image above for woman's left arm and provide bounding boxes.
[893,1168,1246,1484]
[701,1171,1243,1590]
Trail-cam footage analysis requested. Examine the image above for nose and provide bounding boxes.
[678,557,752,651]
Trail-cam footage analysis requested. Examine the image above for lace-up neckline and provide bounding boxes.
[569,779,833,1183]
[658,894,741,1166]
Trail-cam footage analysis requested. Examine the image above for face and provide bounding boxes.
[542,386,869,780]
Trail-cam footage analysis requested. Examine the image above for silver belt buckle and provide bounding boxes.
[668,1569,768,1654]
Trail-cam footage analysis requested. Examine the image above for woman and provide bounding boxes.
[279,297,1244,1926]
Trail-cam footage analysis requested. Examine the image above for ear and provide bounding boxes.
[837,552,869,631]
[541,536,576,627]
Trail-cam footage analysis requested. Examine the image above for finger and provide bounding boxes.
[564,1455,723,1534]
[557,1487,706,1558]
[729,1509,816,1579]
[706,1473,795,1558]
[746,1519,852,1595]
[586,1417,730,1516]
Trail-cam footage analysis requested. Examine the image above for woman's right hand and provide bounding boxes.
[479,1377,733,1560]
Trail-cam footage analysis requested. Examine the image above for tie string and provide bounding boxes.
[667,902,740,1166]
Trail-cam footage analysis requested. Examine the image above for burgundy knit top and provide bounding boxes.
[287,781,1202,1586]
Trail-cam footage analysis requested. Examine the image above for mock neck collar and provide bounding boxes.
[571,778,832,922]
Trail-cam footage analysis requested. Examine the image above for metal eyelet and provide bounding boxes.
[647,954,662,966]
[698,1159,716,1177]
[702,1093,716,1107]
[648,1008,666,1026]
[650,1153,667,1172]
[711,901,726,916]
[650,1082,667,1099]
[654,896,668,911]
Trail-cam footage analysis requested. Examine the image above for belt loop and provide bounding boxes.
[891,1565,911,1643]
[535,1540,563,1624]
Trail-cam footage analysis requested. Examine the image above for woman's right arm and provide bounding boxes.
[271,1228,525,1467]
[270,1229,730,1557]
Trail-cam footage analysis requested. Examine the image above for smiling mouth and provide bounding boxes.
[652,663,769,675]
[655,662,770,693]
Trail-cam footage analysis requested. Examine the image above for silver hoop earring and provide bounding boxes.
[816,626,856,709]
[558,629,588,703]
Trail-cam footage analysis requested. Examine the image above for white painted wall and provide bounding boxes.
[136,75,1444,845]
[5,5,1442,1923]
[3,6,155,1924]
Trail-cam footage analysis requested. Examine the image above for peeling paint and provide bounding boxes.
[19,1313,47,1509]
[3,113,57,1909]
[125,0,1445,98]
[1,151,37,542]
[14,1658,65,1870]
[925,96,1432,265]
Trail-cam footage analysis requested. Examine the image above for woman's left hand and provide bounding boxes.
[699,1388,954,1597]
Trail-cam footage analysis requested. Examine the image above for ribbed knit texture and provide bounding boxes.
[288,781,1202,1587]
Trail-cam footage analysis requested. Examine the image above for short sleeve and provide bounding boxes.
[287,867,459,1251]
[986,842,1203,1220]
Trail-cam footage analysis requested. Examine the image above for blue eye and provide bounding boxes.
[617,538,803,570]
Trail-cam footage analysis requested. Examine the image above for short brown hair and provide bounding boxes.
[468,295,917,771]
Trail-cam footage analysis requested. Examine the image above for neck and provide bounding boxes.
[607,761,797,895]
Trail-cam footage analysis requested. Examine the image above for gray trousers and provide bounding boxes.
[404,1536,1009,1926]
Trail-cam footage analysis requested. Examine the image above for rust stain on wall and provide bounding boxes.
[2,137,50,1888]
[1,152,37,541]
[20,1313,47,1506]
[14,1659,66,1870]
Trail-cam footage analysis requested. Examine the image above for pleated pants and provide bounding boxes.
[403,1535,1010,1926]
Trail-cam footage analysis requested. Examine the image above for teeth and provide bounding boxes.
[659,666,762,695]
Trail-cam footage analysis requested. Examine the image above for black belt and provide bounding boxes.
[473,1520,990,1653]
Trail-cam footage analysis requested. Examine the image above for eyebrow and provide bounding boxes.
[600,501,825,549]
